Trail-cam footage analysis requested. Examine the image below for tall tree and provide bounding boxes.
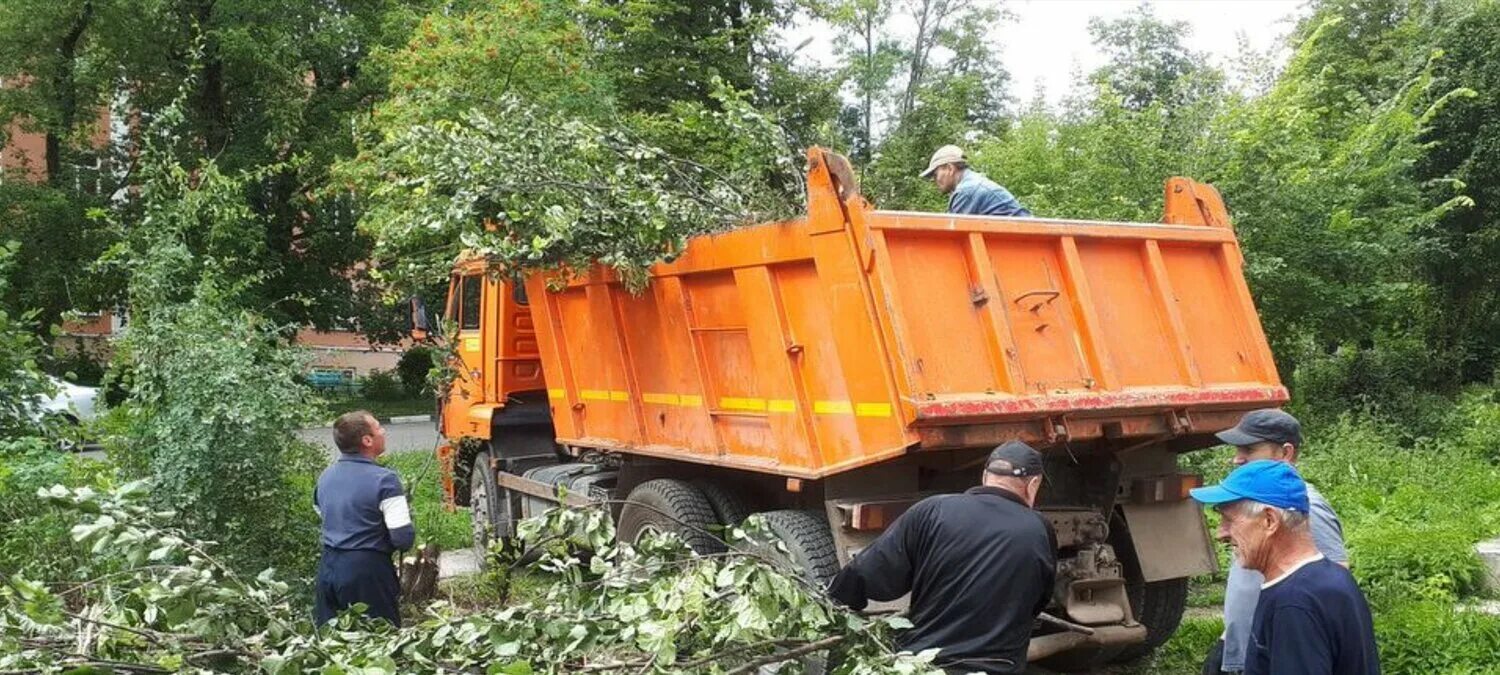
[1414,1,1500,382]
[0,0,437,343]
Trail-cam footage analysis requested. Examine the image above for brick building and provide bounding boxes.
[2,80,404,383]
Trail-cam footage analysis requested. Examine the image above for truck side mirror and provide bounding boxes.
[408,296,431,342]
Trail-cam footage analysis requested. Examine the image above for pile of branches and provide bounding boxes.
[0,481,937,674]
[347,87,806,294]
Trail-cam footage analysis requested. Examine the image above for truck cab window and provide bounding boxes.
[444,275,459,323]
[511,279,529,306]
[460,274,482,330]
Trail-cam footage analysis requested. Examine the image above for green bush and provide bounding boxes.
[360,368,408,402]
[396,346,436,397]
[1374,601,1500,674]
[0,437,115,579]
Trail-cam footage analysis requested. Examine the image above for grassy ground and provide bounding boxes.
[324,394,434,420]
[382,451,469,551]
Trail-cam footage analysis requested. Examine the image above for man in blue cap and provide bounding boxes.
[1205,409,1349,675]
[1191,461,1379,675]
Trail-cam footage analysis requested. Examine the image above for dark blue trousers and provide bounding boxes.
[314,548,401,627]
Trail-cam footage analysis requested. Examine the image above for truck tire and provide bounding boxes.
[617,479,725,554]
[469,450,514,564]
[694,480,753,527]
[745,510,839,588]
[1112,577,1190,663]
[1108,512,1190,663]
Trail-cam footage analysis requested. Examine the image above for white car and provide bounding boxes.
[40,375,99,423]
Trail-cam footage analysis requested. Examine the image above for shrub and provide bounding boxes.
[1374,601,1500,674]
[361,368,408,402]
[0,437,114,579]
[113,285,325,578]
[396,346,436,397]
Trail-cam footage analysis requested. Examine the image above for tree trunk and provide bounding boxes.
[193,0,230,155]
[47,0,94,185]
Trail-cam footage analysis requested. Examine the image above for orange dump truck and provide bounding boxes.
[423,148,1285,668]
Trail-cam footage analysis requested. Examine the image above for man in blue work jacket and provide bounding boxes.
[921,145,1032,217]
[313,410,415,627]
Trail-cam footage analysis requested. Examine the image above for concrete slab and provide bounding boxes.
[1478,538,1500,593]
[439,549,481,580]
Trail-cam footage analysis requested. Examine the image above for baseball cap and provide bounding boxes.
[1216,408,1302,448]
[1189,460,1310,513]
[920,145,966,178]
[985,440,1044,478]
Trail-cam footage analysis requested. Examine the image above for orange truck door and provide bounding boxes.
[442,272,488,438]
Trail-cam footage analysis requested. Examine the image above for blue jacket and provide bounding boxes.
[314,455,415,552]
[949,170,1031,217]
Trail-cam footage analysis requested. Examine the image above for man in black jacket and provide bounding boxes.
[828,441,1056,674]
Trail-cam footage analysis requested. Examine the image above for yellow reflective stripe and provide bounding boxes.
[642,392,680,405]
[610,390,629,402]
[679,394,703,407]
[812,400,893,417]
[767,399,796,413]
[547,388,565,400]
[719,397,767,412]
[580,389,611,401]
[813,400,853,415]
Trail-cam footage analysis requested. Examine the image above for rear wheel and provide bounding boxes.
[744,510,839,588]
[1109,512,1190,663]
[743,510,839,674]
[617,479,725,554]
[469,450,516,565]
[695,480,753,527]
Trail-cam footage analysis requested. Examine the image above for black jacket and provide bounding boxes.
[827,486,1056,674]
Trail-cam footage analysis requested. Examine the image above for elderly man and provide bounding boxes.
[313,411,415,627]
[920,145,1032,217]
[828,441,1055,674]
[1191,461,1378,675]
[1205,409,1349,675]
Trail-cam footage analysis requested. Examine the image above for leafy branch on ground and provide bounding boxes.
[1,480,939,675]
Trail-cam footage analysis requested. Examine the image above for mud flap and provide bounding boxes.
[1119,499,1218,582]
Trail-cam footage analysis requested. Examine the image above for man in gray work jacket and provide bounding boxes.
[1203,409,1349,675]
[313,410,415,627]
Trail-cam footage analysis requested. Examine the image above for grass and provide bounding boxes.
[328,394,434,419]
[324,393,434,420]
[382,450,470,552]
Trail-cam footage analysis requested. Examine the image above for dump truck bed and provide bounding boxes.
[526,150,1286,479]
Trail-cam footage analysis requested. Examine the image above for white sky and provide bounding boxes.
[785,0,1308,107]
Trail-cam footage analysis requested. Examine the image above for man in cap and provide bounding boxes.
[1191,461,1378,675]
[1204,409,1349,675]
[920,145,1032,217]
[828,441,1056,674]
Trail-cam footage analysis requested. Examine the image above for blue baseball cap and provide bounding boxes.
[1189,460,1310,513]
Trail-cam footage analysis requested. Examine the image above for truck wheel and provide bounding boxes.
[694,480,753,527]
[617,479,725,554]
[1112,577,1190,662]
[469,450,513,564]
[744,510,839,588]
[1108,512,1190,663]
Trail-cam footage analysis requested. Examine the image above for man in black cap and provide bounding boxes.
[1203,409,1349,675]
[827,441,1056,674]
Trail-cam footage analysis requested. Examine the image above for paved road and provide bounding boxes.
[297,420,439,458]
